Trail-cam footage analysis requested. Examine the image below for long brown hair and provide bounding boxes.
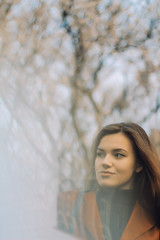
[87,122,160,227]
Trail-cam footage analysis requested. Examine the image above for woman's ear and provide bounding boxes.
[135,165,143,173]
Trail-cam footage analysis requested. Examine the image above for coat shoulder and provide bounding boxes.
[57,189,95,237]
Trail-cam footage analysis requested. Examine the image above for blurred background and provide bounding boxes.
[0,0,160,239]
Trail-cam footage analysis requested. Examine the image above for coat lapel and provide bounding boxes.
[78,191,105,240]
[121,201,156,240]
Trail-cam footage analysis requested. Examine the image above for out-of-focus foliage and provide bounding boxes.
[0,2,160,237]
[58,0,160,190]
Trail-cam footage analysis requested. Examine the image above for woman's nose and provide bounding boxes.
[102,155,113,167]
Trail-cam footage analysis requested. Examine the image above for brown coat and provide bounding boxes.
[57,190,160,240]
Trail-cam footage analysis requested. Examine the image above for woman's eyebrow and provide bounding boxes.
[112,148,128,153]
[97,148,105,151]
[97,148,128,154]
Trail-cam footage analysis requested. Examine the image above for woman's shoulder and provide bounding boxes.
[58,189,79,198]
[58,189,95,204]
[58,189,94,196]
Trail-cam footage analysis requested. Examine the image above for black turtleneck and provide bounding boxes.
[96,188,136,240]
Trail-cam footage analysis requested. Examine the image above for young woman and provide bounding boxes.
[57,122,160,240]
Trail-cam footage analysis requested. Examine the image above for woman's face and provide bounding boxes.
[95,132,139,189]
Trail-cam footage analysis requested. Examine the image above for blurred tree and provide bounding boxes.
[0,0,160,194]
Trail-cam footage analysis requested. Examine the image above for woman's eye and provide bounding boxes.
[115,153,125,158]
[96,152,105,158]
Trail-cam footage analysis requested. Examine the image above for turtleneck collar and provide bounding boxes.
[97,187,137,205]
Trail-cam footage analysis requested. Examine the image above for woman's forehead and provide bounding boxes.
[98,133,133,151]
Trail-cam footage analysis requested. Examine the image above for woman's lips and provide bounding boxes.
[100,171,115,176]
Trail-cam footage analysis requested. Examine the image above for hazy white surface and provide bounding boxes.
[0,99,78,240]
